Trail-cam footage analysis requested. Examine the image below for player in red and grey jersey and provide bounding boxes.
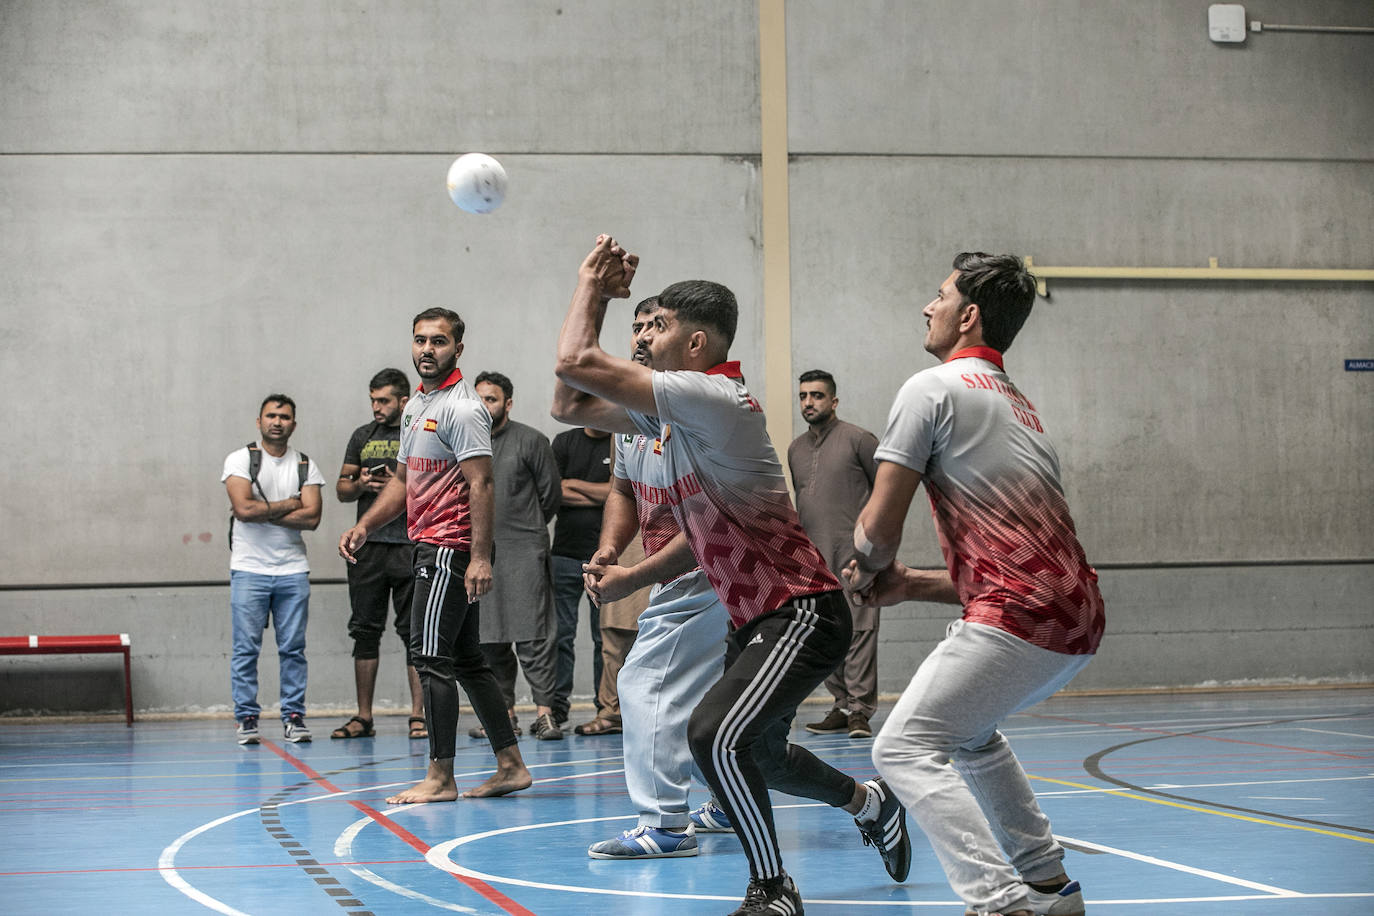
[846,253,1103,916]
[553,237,912,913]
[340,307,532,804]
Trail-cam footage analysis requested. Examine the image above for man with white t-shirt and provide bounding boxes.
[846,252,1106,916]
[222,394,324,745]
[554,237,912,915]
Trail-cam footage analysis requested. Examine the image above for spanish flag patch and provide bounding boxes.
[424,418,438,432]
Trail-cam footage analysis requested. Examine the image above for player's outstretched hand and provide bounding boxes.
[843,558,905,608]
[581,234,638,300]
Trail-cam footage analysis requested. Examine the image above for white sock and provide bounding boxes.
[854,780,882,823]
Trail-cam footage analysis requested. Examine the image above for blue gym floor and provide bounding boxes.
[2,688,1371,915]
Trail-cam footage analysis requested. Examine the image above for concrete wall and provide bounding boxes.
[2,1,1371,715]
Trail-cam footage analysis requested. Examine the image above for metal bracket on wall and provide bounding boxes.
[1023,257,1374,298]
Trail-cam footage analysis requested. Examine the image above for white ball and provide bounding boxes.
[446,153,507,214]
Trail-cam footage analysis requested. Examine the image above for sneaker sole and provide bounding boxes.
[691,825,735,833]
[237,736,260,745]
[588,846,700,859]
[848,728,873,738]
[804,725,849,734]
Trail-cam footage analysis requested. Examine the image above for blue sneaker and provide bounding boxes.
[689,799,734,833]
[588,825,698,859]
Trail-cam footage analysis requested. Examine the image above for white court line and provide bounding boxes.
[157,756,621,914]
[1298,727,1374,740]
[330,764,629,910]
[1055,834,1298,896]
[422,807,1314,906]
[1037,773,1374,796]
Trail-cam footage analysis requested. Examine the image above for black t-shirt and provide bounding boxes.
[344,421,411,545]
[551,428,613,559]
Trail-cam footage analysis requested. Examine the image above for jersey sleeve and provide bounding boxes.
[651,370,741,445]
[221,447,251,482]
[304,457,327,488]
[438,397,493,463]
[874,370,949,473]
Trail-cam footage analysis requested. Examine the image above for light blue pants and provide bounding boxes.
[872,619,1093,913]
[618,570,730,829]
[229,570,310,721]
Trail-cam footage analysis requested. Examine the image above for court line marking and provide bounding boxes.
[1053,834,1296,895]
[1037,773,1374,796]
[334,766,629,910]
[1030,775,1374,845]
[1298,727,1374,740]
[158,746,620,916]
[423,807,1312,906]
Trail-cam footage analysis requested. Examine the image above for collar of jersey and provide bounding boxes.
[705,360,743,378]
[945,346,1003,370]
[417,367,465,393]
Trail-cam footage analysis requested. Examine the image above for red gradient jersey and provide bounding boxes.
[875,347,1105,654]
[396,369,491,550]
[627,363,839,628]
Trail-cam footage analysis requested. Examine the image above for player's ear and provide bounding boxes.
[960,302,981,335]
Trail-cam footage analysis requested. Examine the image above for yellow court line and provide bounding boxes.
[1030,774,1374,845]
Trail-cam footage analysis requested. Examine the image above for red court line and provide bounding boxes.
[1026,713,1368,759]
[261,740,535,916]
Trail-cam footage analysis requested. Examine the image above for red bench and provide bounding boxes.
[0,634,134,726]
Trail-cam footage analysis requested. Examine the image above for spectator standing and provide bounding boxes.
[222,394,324,745]
[787,369,881,739]
[332,368,426,741]
[549,426,613,726]
[472,371,564,742]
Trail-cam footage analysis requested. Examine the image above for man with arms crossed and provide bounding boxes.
[340,308,532,803]
[555,296,732,859]
[555,237,910,914]
[847,253,1105,916]
[222,394,324,745]
[333,368,425,741]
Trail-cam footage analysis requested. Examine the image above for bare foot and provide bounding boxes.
[386,776,458,804]
[460,766,532,798]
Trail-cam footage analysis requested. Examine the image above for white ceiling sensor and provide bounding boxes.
[1209,4,1248,42]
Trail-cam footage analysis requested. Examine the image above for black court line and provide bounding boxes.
[1081,712,1374,836]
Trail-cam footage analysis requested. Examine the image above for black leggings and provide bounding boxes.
[410,543,517,758]
[688,591,856,880]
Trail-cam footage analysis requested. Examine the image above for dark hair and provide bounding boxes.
[368,368,410,398]
[474,370,513,401]
[797,369,836,396]
[951,252,1036,352]
[657,280,738,351]
[259,393,296,416]
[412,307,466,341]
[633,295,659,316]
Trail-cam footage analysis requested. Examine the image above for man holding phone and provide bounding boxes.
[333,368,425,740]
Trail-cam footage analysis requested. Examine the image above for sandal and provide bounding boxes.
[573,717,623,736]
[468,715,521,739]
[329,715,374,739]
[408,716,428,740]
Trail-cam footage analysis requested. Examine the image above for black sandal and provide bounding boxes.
[329,715,375,739]
[408,716,428,739]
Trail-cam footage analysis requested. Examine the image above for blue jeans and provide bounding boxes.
[550,554,601,720]
[230,570,310,721]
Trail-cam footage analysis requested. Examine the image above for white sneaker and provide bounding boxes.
[236,716,260,745]
[1025,879,1085,916]
[283,713,312,743]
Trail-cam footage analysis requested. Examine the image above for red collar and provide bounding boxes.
[706,361,743,378]
[945,346,1004,370]
[418,367,465,393]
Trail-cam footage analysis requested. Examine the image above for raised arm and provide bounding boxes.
[847,460,924,596]
[553,235,659,417]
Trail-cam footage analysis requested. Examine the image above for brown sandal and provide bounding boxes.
[330,716,375,739]
[408,716,428,739]
[573,717,622,736]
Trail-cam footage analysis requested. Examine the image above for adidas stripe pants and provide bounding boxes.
[687,590,856,881]
[410,542,518,760]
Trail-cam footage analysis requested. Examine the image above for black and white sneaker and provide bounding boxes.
[729,874,804,915]
[855,777,911,882]
[236,716,260,745]
[282,713,312,743]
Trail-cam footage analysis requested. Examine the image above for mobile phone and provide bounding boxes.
[366,462,391,477]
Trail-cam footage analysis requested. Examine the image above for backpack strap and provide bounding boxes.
[295,452,310,490]
[230,442,267,551]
